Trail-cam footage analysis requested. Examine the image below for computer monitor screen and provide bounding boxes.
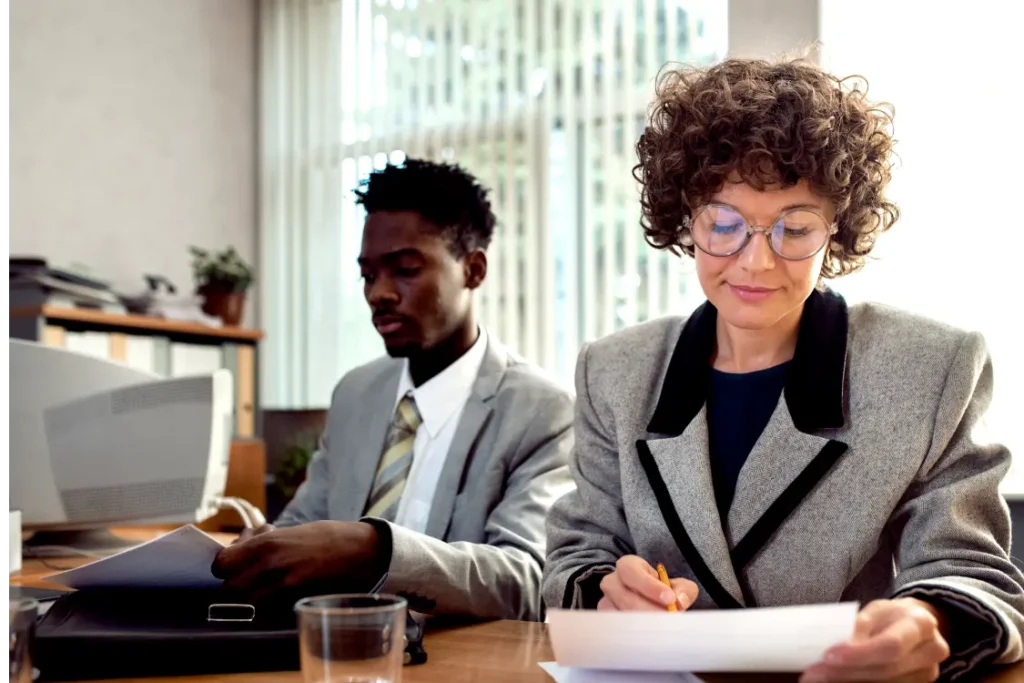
[9,339,232,533]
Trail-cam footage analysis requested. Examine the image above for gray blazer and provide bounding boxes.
[278,336,574,622]
[543,289,1024,680]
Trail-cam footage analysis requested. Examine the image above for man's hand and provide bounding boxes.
[212,521,386,603]
[597,556,699,611]
[801,598,950,682]
[232,524,275,545]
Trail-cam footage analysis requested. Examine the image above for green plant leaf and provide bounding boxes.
[190,244,255,292]
[272,429,320,497]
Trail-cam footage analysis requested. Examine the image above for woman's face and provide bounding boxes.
[693,180,834,331]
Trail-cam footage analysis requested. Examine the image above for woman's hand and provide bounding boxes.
[597,555,699,611]
[801,598,950,682]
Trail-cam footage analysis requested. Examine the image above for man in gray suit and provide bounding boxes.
[214,159,574,621]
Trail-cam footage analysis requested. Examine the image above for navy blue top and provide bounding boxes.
[707,362,790,517]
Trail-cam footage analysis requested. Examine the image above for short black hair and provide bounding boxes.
[353,158,496,255]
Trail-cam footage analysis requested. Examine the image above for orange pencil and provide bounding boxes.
[656,562,678,612]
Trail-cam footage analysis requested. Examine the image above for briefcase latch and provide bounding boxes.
[207,603,256,622]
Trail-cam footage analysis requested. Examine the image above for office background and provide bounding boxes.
[9,1,1022,492]
[256,0,1023,494]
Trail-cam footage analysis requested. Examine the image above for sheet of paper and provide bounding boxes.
[547,602,858,673]
[46,525,225,590]
[539,662,703,682]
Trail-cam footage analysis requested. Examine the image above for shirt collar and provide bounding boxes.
[395,327,489,438]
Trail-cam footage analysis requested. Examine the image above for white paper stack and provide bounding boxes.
[46,525,225,590]
[545,602,857,676]
[540,662,704,682]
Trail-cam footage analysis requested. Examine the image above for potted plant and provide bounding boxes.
[273,431,319,502]
[189,246,253,326]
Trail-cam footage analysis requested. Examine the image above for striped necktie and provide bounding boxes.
[364,394,422,521]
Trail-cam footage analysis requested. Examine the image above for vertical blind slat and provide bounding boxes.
[599,2,616,338]
[621,0,639,329]
[580,0,598,344]
[503,0,521,353]
[522,0,541,363]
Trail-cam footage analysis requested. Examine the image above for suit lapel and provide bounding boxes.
[726,398,834,546]
[423,337,505,539]
[424,398,492,538]
[336,364,402,521]
[638,290,853,607]
[719,291,851,571]
[642,408,746,607]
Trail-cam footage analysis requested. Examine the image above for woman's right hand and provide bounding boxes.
[597,555,699,611]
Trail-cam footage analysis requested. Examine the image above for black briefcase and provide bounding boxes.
[34,589,427,681]
[34,589,298,680]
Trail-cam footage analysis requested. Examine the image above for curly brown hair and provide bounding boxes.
[634,58,899,278]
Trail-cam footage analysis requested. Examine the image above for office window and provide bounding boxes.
[260,0,727,407]
[820,0,1022,491]
[262,0,1020,497]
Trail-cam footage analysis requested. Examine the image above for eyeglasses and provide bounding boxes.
[682,203,837,261]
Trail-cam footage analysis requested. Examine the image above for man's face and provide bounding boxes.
[359,211,477,357]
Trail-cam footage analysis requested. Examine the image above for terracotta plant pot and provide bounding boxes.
[198,285,247,326]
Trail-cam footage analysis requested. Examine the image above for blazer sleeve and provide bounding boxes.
[889,331,1024,679]
[366,390,575,621]
[542,343,635,610]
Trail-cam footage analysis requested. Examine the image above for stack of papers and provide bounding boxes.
[540,662,703,682]
[541,602,857,679]
[47,525,225,590]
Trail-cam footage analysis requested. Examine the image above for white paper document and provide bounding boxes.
[47,525,225,590]
[539,662,703,682]
[547,602,858,673]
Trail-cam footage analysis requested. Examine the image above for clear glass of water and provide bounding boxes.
[9,599,37,683]
[295,594,407,683]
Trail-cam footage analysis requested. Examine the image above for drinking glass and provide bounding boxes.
[295,594,406,683]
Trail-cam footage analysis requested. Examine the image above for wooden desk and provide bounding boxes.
[12,532,1024,683]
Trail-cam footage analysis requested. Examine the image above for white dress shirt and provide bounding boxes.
[390,327,488,534]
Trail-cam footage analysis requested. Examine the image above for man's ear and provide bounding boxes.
[463,249,487,290]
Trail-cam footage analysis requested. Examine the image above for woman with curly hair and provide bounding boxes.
[542,58,1024,682]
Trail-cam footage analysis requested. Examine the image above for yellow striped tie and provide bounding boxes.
[364,395,422,520]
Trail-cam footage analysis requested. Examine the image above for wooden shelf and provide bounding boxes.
[11,304,263,438]
[10,305,264,342]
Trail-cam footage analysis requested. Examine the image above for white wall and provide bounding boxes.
[10,0,257,315]
[819,1,1024,487]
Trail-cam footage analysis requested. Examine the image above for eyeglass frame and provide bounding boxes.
[681,202,839,261]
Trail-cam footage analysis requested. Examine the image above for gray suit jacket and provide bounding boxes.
[543,289,1024,680]
[278,336,574,622]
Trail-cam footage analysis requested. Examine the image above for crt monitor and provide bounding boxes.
[9,339,232,543]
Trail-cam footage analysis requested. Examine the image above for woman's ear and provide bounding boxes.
[463,249,488,290]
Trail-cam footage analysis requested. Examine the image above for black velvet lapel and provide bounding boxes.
[646,288,849,437]
[646,300,717,436]
[786,288,848,432]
